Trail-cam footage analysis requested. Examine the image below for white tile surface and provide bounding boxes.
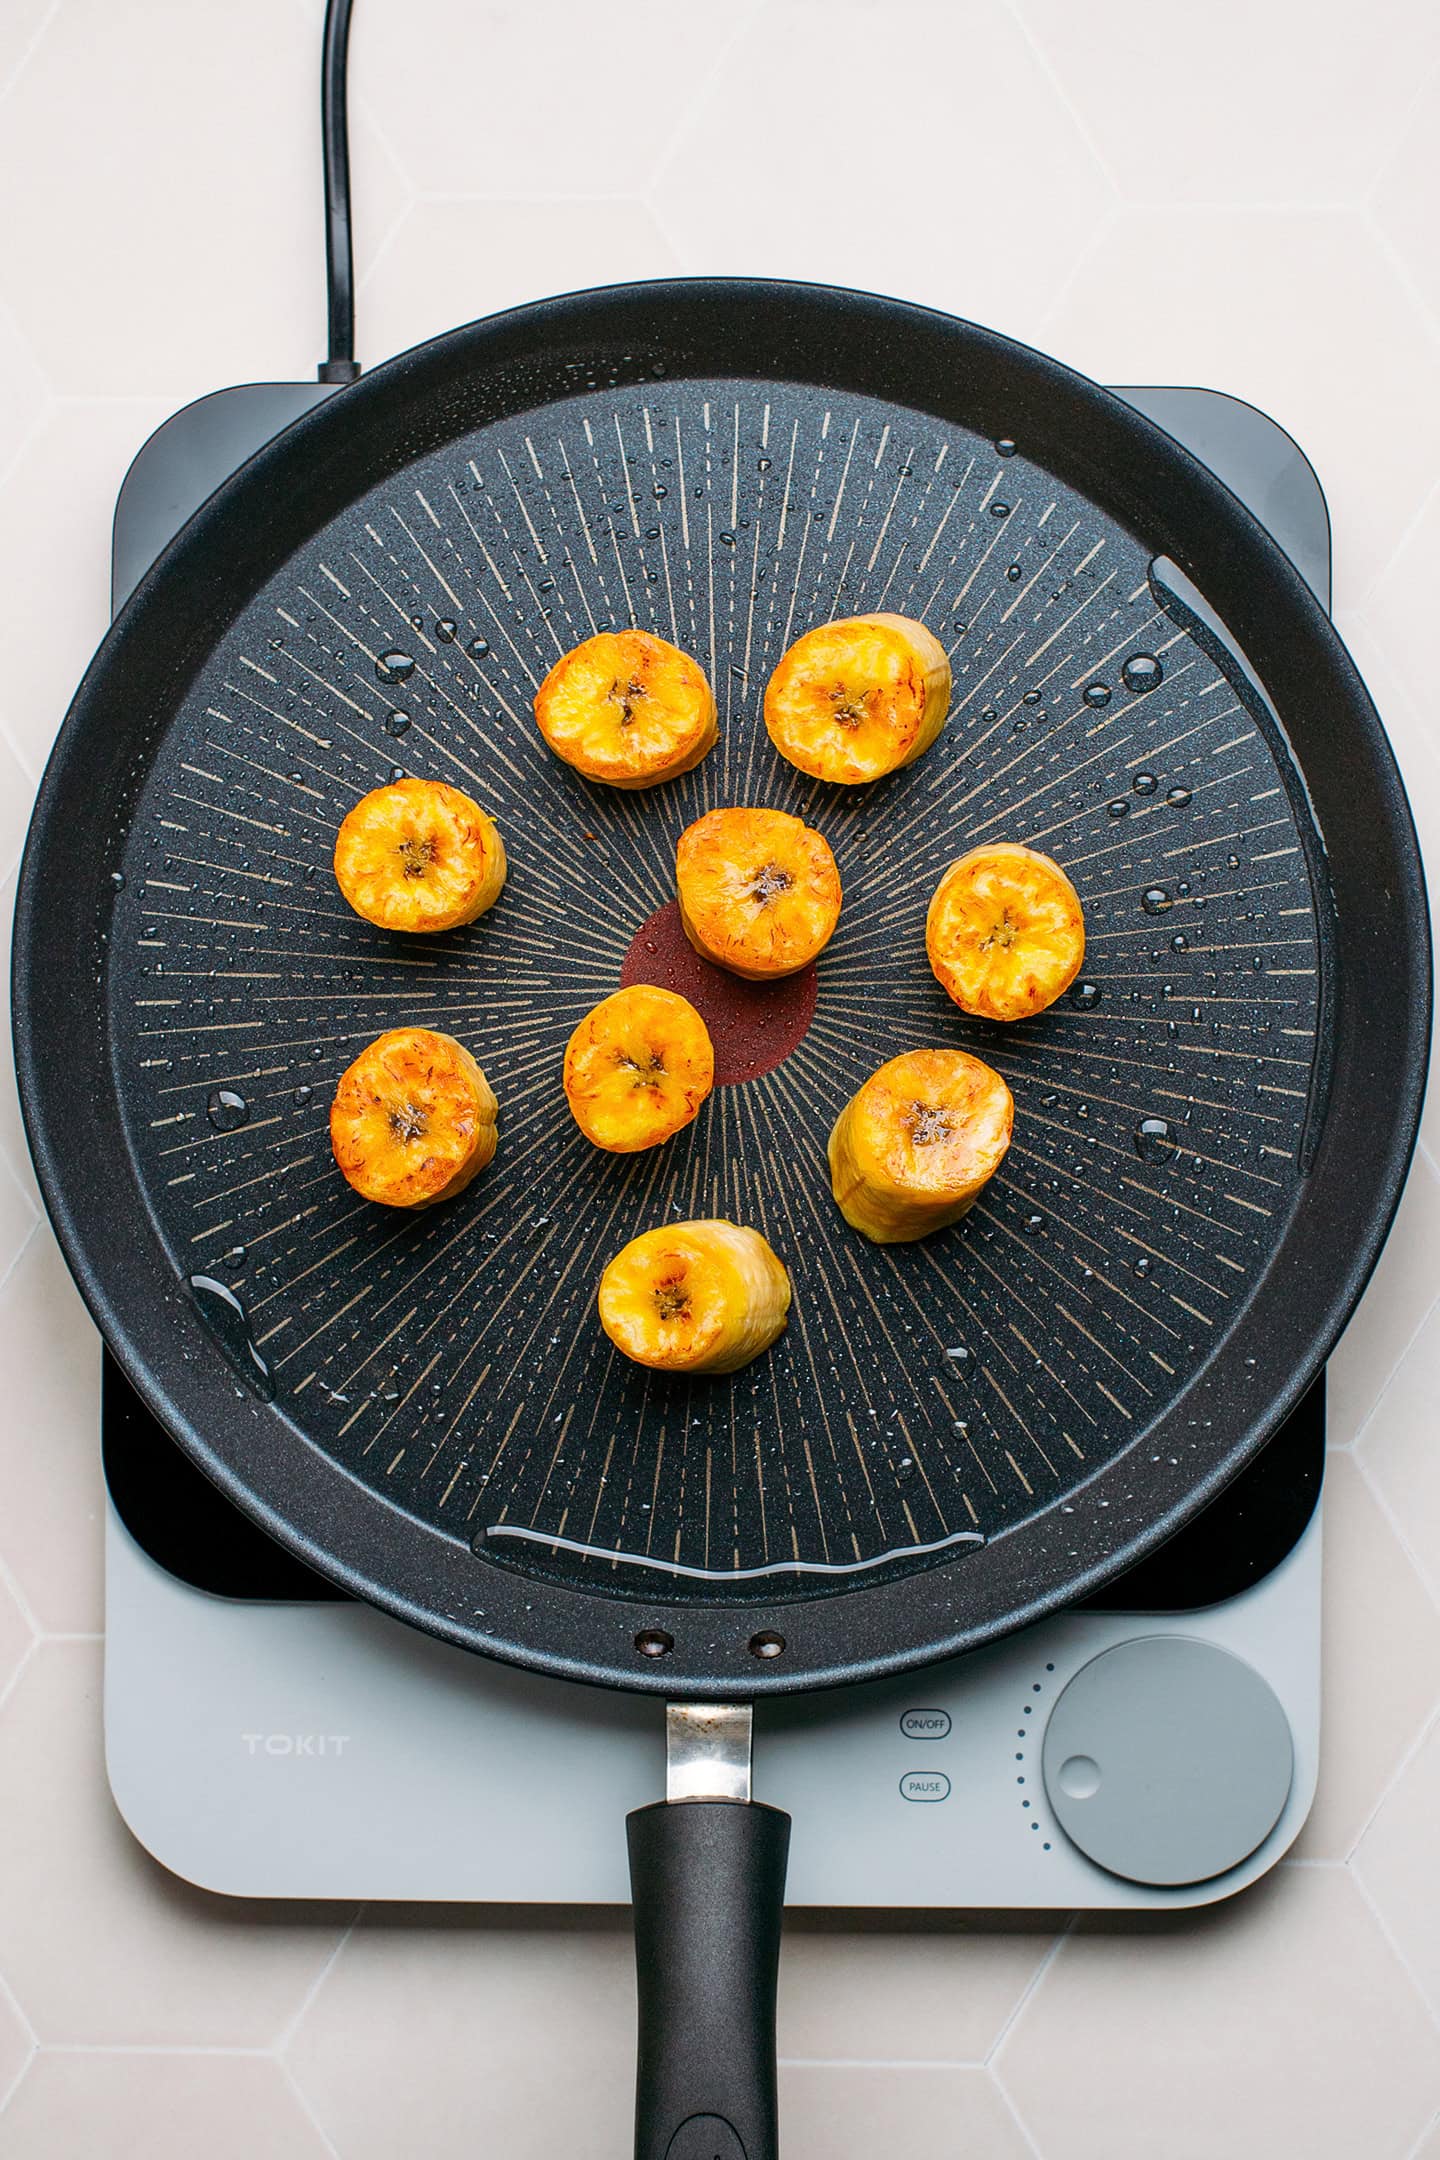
[997,1868,1440,2160]
[1014,0,1440,205]
[0,0,1437,2154]
[1037,205,1440,604]
[0,308,46,492]
[360,197,683,360]
[1358,1295,1440,1607]
[285,1911,636,2160]
[0,1642,352,2046]
[1354,1711,1440,2019]
[0,1988,30,2125]
[778,2063,1033,2159]
[650,0,1116,349]
[0,1226,103,1635]
[0,1571,31,1708]
[777,1917,1052,2064]
[0,401,176,785]
[0,0,332,397]
[348,0,767,200]
[1372,75,1440,334]
[0,2053,334,2160]
[1293,1451,1440,1860]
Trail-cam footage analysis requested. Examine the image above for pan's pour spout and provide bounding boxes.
[630,1704,790,2160]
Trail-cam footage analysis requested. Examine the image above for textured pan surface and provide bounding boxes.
[112,380,1319,1599]
[13,284,1427,1692]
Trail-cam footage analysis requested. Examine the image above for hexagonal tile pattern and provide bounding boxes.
[1039,207,1440,602]
[287,1909,634,2159]
[0,1642,352,2045]
[648,0,1115,347]
[1353,472,1440,727]
[0,306,45,488]
[0,730,38,898]
[0,2053,333,2159]
[0,0,348,397]
[778,1917,1053,2063]
[359,197,683,367]
[1294,1451,1440,1860]
[0,1224,102,1634]
[997,1868,1440,2160]
[1372,85,1440,332]
[0,1983,31,2120]
[0,399,175,786]
[0,1171,36,1309]
[1358,1295,1440,1606]
[1015,0,1440,206]
[0,0,54,109]
[1354,1712,1440,2019]
[0,1568,32,1703]
[344,0,765,200]
[779,2065,1031,2158]
[1328,1145,1440,1448]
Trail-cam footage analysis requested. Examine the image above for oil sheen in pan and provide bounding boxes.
[107,377,1323,1602]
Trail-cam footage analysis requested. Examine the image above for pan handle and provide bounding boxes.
[627,1792,791,2160]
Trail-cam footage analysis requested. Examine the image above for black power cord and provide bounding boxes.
[318,0,360,384]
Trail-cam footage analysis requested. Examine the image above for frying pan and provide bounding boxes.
[12,277,1429,2157]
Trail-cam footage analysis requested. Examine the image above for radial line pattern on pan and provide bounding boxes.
[111,382,1321,1600]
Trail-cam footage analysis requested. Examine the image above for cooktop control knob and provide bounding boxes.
[1040,1636,1294,1886]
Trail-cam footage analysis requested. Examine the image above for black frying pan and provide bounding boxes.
[12,280,1429,2157]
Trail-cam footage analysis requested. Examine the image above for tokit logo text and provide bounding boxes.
[241,1733,352,1758]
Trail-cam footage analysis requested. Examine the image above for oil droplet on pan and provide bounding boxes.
[1121,653,1163,693]
[206,1088,249,1132]
[1134,1117,1176,1164]
[187,1276,275,1402]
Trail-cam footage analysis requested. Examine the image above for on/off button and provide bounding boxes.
[900,1771,951,1803]
[900,1708,952,1740]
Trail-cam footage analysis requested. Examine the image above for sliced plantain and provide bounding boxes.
[333,777,507,934]
[564,985,714,1153]
[927,842,1085,1022]
[828,1047,1013,1244]
[764,612,950,784]
[598,1218,791,1374]
[534,628,718,789]
[330,1027,498,1208]
[676,805,842,980]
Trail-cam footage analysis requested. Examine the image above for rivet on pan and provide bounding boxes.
[634,1629,674,1659]
[749,1632,786,1660]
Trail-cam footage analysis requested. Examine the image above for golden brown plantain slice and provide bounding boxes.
[675,805,842,980]
[333,778,507,933]
[927,842,1085,1022]
[764,612,950,784]
[828,1047,1013,1244]
[533,628,717,789]
[330,1027,498,1208]
[597,1219,791,1374]
[563,985,714,1153]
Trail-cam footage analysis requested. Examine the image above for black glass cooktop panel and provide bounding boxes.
[103,1348,1322,1613]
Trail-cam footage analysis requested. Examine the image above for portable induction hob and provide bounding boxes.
[100,380,1328,1907]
